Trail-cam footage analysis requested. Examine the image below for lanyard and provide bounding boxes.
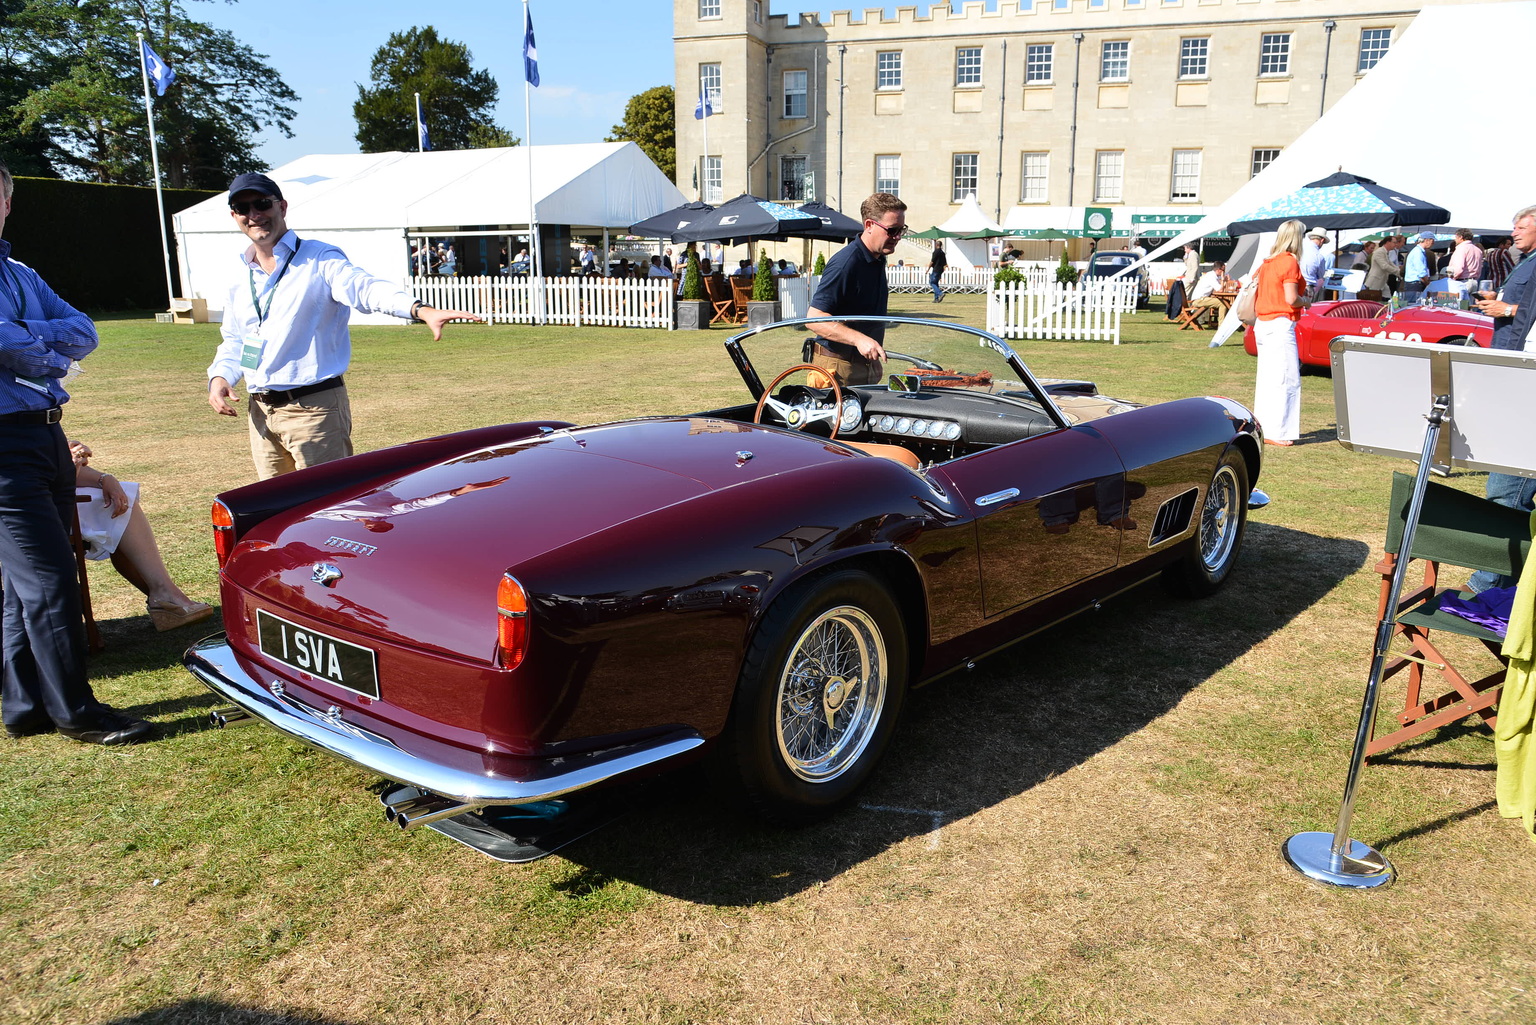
[0,259,26,321]
[247,237,301,325]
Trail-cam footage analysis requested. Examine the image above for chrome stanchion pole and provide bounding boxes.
[1282,394,1450,889]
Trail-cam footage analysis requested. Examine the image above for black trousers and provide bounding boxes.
[0,421,96,730]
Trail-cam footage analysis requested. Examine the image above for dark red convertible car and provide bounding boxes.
[186,317,1263,859]
[1243,299,1492,367]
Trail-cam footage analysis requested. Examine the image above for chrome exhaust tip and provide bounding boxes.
[209,705,255,728]
[382,790,479,830]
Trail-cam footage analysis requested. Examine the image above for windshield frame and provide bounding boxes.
[722,316,1071,431]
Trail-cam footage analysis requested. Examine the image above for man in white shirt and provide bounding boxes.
[207,173,481,480]
[1186,262,1230,326]
[647,255,673,278]
[1301,227,1332,297]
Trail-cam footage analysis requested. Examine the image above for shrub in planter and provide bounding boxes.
[993,265,1024,287]
[676,245,710,329]
[747,247,779,328]
[1055,250,1080,285]
[813,252,826,275]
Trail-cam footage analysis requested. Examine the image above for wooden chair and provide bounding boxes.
[1175,300,1218,330]
[1368,471,1530,758]
[72,496,105,653]
[705,275,738,325]
[731,277,754,318]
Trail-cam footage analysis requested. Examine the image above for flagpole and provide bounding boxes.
[137,33,176,308]
[414,92,424,152]
[699,73,709,204]
[523,0,545,326]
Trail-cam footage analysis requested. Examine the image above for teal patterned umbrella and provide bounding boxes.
[1226,172,1449,236]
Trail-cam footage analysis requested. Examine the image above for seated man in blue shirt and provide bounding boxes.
[0,160,152,745]
[806,192,906,386]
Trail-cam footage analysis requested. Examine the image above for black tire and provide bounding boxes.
[1438,335,1469,347]
[716,569,908,824]
[1163,451,1249,598]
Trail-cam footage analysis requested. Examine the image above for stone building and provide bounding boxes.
[672,0,1469,242]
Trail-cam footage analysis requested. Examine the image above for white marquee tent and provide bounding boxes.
[1143,0,1536,267]
[173,142,686,323]
[936,194,1005,270]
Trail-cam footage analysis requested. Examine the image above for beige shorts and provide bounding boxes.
[811,346,884,387]
[247,383,352,480]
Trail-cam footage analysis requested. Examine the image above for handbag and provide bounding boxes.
[1233,277,1259,326]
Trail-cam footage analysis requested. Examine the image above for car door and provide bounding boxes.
[929,425,1127,619]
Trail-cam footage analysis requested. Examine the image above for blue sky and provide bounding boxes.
[197,3,935,170]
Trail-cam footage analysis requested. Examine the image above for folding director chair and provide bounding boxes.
[1369,471,1531,758]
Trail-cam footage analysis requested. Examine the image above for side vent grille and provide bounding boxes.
[1149,488,1199,548]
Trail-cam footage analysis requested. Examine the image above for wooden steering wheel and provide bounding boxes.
[753,363,845,440]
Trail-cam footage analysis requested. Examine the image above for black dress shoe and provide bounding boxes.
[57,707,153,746]
[4,718,55,740]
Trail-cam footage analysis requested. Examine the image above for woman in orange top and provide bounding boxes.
[1251,219,1310,446]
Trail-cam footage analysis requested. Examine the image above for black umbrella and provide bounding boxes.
[792,201,861,241]
[628,200,715,240]
[667,194,824,246]
[1226,172,1450,236]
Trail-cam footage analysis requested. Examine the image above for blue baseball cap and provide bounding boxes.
[1416,231,1435,241]
[228,172,283,205]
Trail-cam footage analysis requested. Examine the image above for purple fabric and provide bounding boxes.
[1436,586,1518,636]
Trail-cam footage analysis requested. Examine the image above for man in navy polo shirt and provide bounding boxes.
[807,192,907,386]
[0,160,152,745]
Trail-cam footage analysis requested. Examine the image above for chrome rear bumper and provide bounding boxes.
[183,635,705,809]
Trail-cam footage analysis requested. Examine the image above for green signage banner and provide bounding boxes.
[1083,207,1113,239]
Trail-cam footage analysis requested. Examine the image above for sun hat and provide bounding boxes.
[1306,226,1329,239]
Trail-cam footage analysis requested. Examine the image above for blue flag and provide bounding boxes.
[415,95,432,152]
[523,8,539,87]
[142,40,176,97]
[694,88,714,120]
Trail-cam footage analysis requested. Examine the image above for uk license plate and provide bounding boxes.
[256,609,380,699]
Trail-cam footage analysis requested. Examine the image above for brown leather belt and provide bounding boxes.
[252,375,344,407]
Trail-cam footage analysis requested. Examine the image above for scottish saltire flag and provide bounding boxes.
[523,7,539,87]
[694,87,714,120]
[415,94,432,152]
[141,40,176,97]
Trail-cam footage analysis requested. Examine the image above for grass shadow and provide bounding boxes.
[549,522,1370,905]
[102,999,363,1025]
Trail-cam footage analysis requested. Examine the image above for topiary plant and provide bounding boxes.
[752,248,777,302]
[1055,250,1080,285]
[812,252,827,275]
[993,264,1024,286]
[681,245,704,300]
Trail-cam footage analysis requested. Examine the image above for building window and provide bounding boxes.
[700,64,722,113]
[952,153,979,203]
[783,71,807,118]
[1250,148,1280,177]
[1358,28,1392,72]
[1179,38,1208,79]
[699,0,719,19]
[956,47,983,87]
[702,156,722,203]
[1100,41,1129,82]
[781,156,809,202]
[1021,152,1049,203]
[1094,151,1124,203]
[1170,149,1201,202]
[1026,44,1053,84]
[877,51,903,90]
[875,155,901,196]
[752,1,762,25]
[1259,33,1291,76]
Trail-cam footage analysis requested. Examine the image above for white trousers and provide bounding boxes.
[1253,316,1301,442]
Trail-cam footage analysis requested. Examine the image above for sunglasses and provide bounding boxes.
[230,196,277,216]
[871,220,907,239]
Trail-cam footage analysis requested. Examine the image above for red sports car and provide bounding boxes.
[186,317,1263,860]
[1243,299,1493,366]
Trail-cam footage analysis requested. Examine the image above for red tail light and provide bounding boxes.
[496,574,529,670]
[212,500,236,567]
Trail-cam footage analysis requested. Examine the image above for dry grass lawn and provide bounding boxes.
[1,297,1532,1025]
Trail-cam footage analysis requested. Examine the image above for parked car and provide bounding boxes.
[1084,250,1150,306]
[1242,299,1493,367]
[186,316,1263,859]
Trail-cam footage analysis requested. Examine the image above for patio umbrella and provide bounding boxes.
[906,226,959,240]
[1226,171,1450,236]
[628,200,715,240]
[792,201,861,241]
[961,227,1009,240]
[667,194,823,246]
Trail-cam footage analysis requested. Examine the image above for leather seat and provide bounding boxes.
[843,440,921,469]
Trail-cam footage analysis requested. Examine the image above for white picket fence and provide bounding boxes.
[410,275,674,329]
[987,278,1139,344]
[885,265,995,294]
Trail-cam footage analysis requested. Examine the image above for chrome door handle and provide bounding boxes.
[976,488,1020,507]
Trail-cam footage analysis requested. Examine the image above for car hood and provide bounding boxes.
[226,418,847,659]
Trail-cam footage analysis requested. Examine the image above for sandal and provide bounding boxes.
[147,599,216,632]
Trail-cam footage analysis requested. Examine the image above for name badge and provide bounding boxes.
[240,340,263,370]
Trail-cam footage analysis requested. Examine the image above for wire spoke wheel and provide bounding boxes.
[1200,463,1242,574]
[775,606,887,783]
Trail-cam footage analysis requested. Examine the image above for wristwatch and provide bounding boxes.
[410,300,432,322]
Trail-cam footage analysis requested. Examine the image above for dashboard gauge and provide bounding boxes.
[877,415,895,432]
[839,396,863,433]
[942,421,962,441]
[895,417,912,434]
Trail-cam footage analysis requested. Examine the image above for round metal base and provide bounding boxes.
[1282,831,1396,889]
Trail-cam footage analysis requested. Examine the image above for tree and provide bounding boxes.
[752,248,775,302]
[606,85,674,181]
[2,0,298,187]
[353,27,512,153]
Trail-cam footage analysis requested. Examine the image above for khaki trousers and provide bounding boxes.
[811,346,884,387]
[247,383,352,480]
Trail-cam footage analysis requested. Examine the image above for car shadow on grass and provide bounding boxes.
[548,521,1371,905]
[102,999,360,1025]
